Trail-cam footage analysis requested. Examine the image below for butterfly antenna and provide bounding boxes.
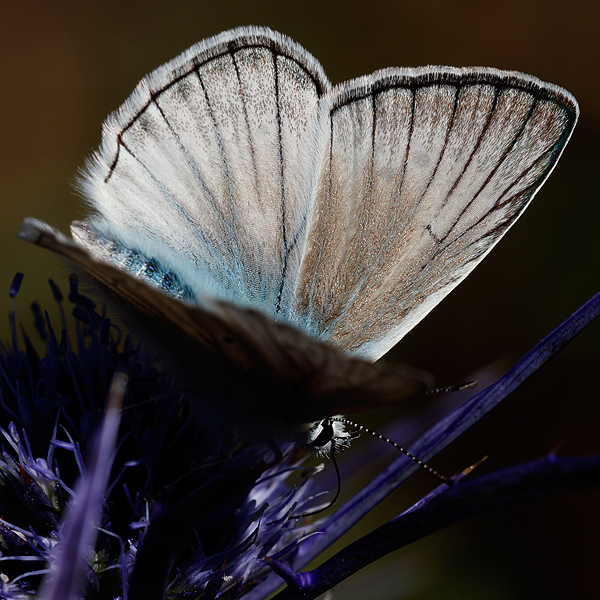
[290,442,343,520]
[426,381,478,395]
[332,417,450,484]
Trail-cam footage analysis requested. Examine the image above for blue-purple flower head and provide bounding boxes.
[0,273,329,599]
[1,272,600,600]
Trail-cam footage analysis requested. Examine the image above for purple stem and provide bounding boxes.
[271,454,600,599]
[246,289,600,600]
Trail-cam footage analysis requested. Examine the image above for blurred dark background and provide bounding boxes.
[1,2,599,599]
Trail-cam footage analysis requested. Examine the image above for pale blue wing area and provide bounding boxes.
[291,67,578,360]
[76,26,331,316]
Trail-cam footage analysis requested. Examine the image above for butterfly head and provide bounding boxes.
[301,417,356,457]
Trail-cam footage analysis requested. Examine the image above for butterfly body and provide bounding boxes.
[19,26,578,453]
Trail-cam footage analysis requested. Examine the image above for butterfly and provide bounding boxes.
[19,26,578,454]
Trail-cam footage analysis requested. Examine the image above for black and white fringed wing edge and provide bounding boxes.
[293,67,578,361]
[85,26,331,183]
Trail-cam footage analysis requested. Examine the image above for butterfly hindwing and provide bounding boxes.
[292,67,578,359]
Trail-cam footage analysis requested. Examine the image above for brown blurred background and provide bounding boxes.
[1,2,599,599]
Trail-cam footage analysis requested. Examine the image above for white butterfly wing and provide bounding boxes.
[77,26,331,315]
[292,68,578,360]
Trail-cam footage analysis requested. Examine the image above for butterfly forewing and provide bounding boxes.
[78,28,331,315]
[293,68,578,360]
[19,218,426,436]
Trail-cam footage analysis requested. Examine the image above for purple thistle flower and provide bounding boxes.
[0,272,599,600]
[0,274,326,599]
